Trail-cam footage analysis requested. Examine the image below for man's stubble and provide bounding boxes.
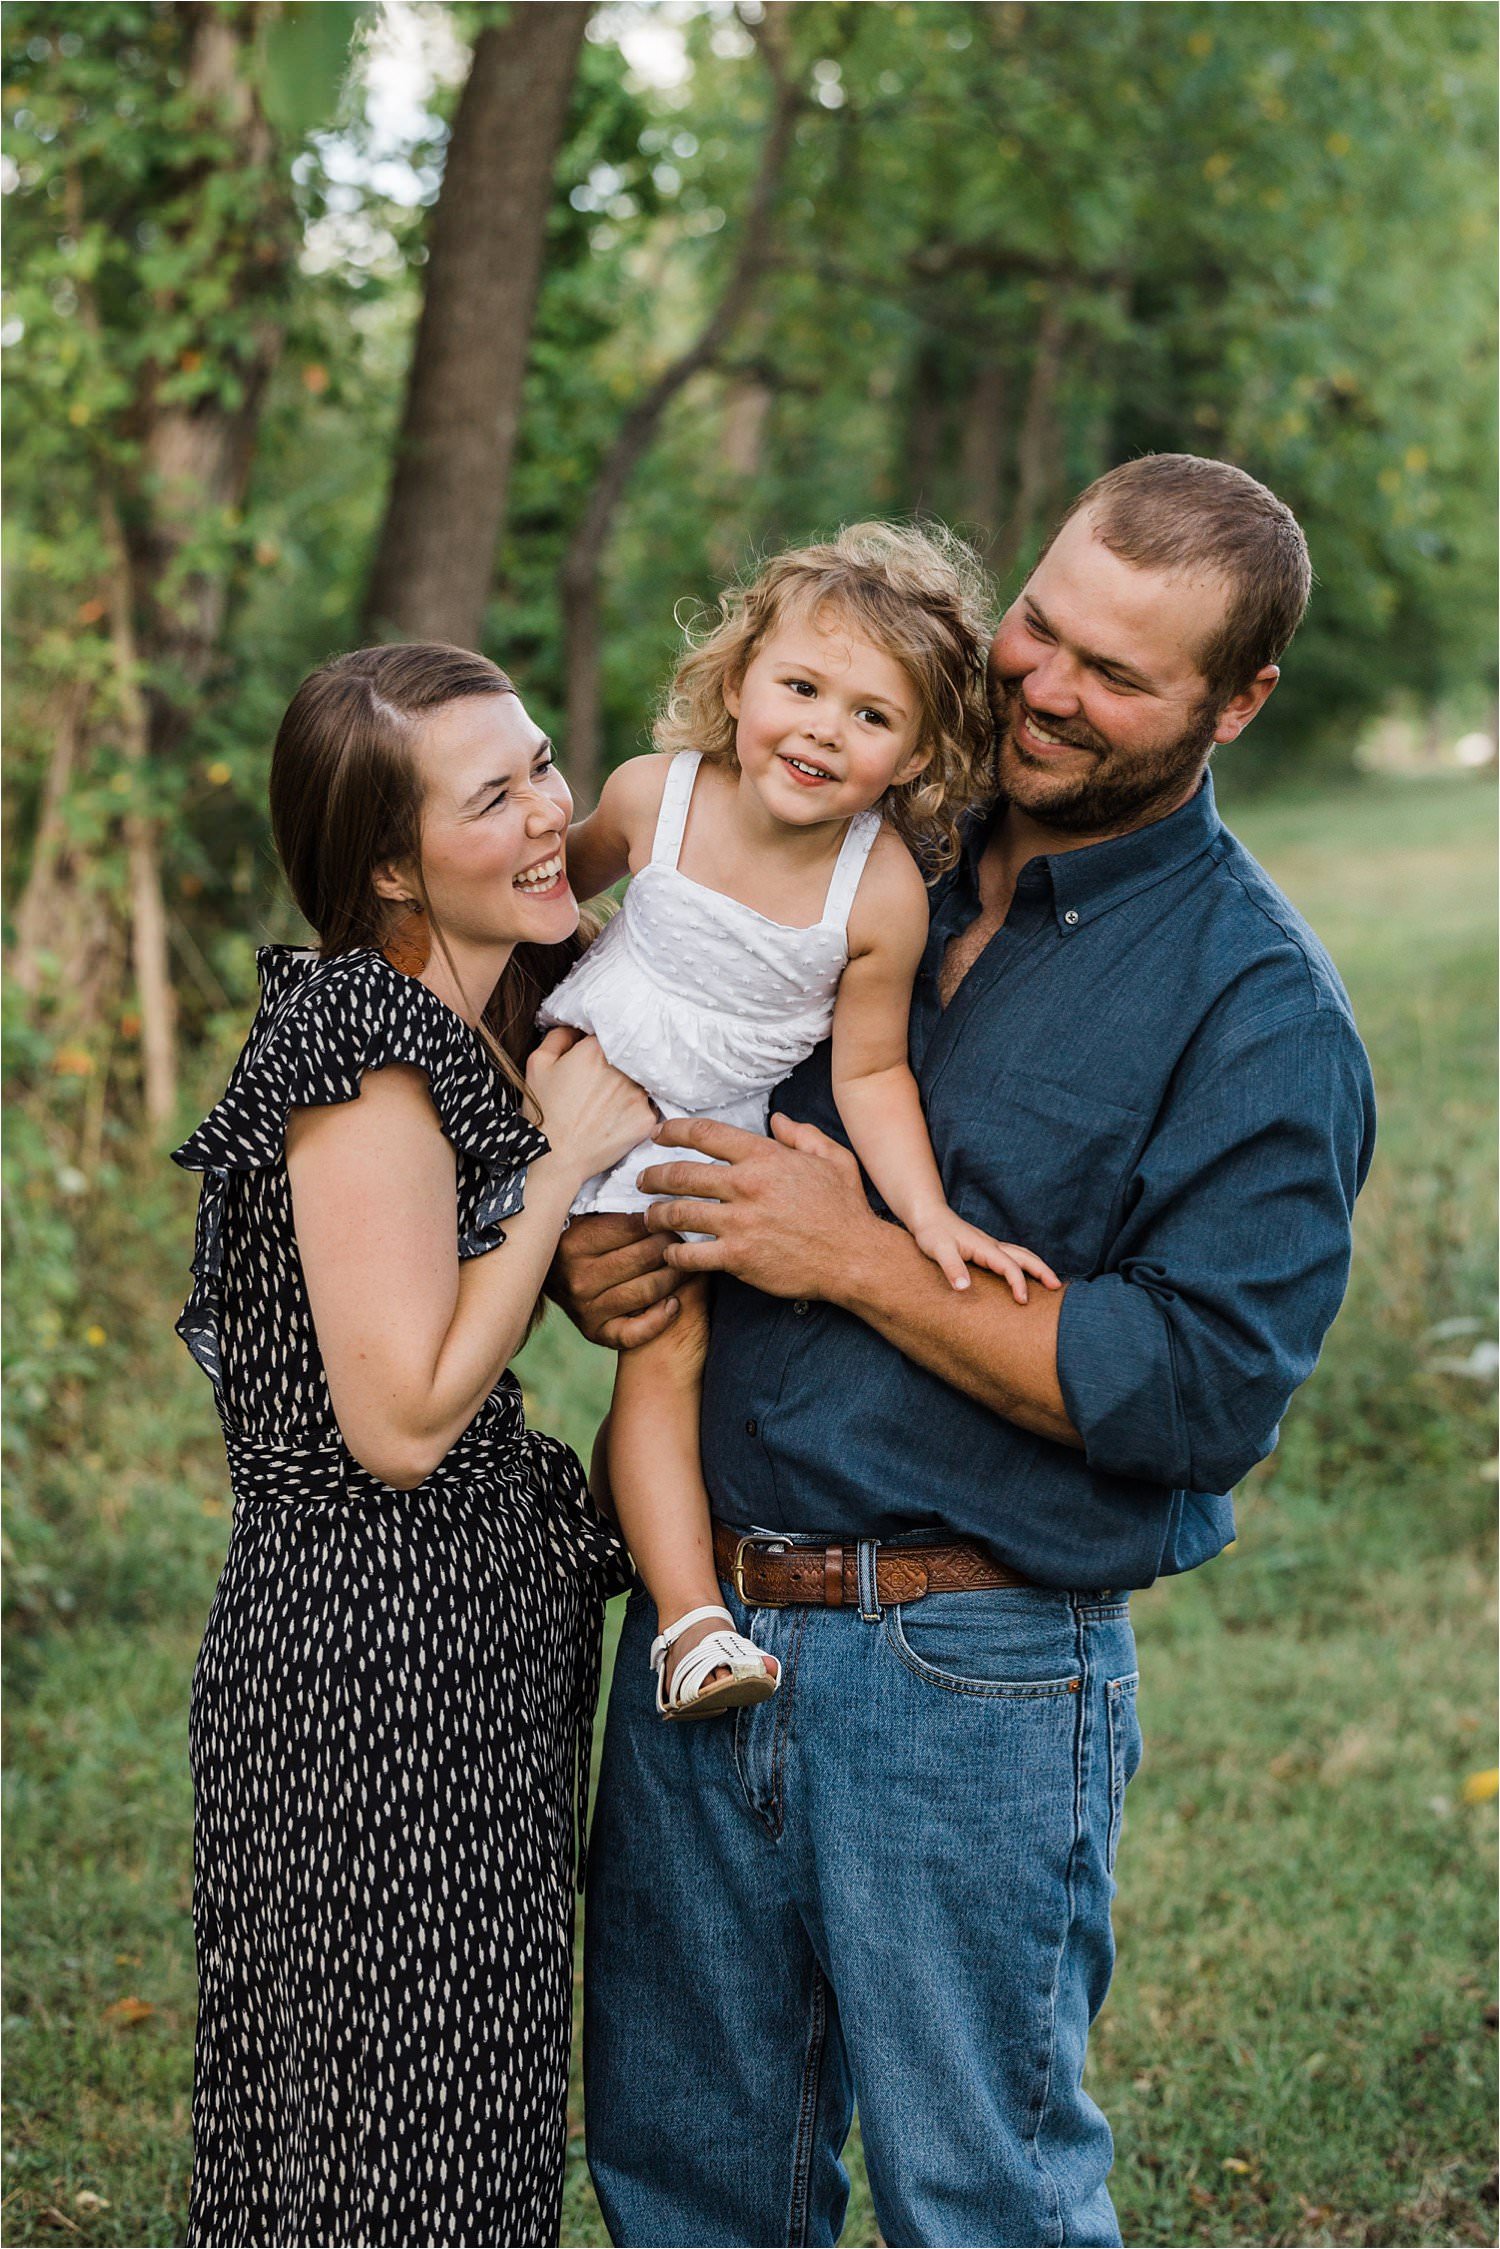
[989,675,1223,837]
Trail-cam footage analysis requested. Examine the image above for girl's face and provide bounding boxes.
[379,692,577,950]
[724,604,930,828]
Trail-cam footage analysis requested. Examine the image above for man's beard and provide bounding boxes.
[991,679,1222,836]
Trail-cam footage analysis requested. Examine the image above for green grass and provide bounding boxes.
[3,772,1495,2247]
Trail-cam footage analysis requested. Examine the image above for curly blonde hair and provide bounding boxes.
[653,522,997,875]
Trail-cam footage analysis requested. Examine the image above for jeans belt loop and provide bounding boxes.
[856,1538,882,1622]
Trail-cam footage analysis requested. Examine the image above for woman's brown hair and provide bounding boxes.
[269,643,589,1106]
[655,522,997,874]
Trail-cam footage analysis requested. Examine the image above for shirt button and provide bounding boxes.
[793,1299,809,1316]
[745,1418,758,1437]
[1064,909,1080,926]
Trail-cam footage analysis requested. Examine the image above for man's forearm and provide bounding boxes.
[830,1213,1082,1450]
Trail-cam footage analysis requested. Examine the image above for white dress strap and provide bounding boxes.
[821,809,883,930]
[648,750,703,869]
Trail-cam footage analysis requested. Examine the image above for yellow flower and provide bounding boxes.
[1326,131,1352,159]
[1404,445,1429,475]
[85,1325,107,1347]
[1460,1767,1498,1805]
[1203,152,1233,182]
[206,761,232,786]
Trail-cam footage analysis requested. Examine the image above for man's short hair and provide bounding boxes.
[1046,454,1312,701]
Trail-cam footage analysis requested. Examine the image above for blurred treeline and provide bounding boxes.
[2,2,1495,1528]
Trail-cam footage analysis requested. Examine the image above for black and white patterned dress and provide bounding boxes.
[171,944,628,2249]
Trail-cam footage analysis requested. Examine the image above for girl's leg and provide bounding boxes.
[605,1281,777,1703]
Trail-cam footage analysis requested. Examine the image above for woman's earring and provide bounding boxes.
[383,902,431,977]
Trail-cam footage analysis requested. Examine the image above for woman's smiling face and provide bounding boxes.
[380,692,579,949]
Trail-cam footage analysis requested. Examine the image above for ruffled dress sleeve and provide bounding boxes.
[170,946,549,1393]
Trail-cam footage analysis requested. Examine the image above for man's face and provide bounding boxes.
[987,509,1273,836]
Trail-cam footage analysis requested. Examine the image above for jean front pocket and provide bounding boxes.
[884,1589,1084,1699]
[1106,1672,1142,1873]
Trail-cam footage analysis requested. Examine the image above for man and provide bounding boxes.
[557,455,1375,2248]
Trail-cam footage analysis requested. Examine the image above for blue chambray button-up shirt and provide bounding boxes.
[699,773,1376,1590]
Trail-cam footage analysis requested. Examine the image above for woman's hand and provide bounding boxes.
[526,1026,656,1189]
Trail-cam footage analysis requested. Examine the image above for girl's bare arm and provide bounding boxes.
[562,754,672,903]
[831,839,1059,1298]
[830,838,954,1230]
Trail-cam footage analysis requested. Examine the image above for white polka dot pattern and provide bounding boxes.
[539,752,883,1211]
[171,945,629,2246]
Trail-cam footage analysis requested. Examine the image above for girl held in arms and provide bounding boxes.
[544,523,1059,1720]
[172,645,653,2248]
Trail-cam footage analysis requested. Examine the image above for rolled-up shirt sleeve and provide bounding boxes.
[1056,1000,1376,1495]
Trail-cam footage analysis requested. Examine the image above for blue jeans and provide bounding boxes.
[584,1556,1142,2248]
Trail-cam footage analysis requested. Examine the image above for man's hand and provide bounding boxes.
[641,1112,1079,1447]
[547,1210,681,1349]
[637,1112,886,1301]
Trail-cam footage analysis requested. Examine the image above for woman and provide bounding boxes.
[171,644,654,2247]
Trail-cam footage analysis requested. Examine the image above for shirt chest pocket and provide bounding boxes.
[928,1073,1144,1278]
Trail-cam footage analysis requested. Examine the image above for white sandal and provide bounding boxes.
[649,1605,780,1722]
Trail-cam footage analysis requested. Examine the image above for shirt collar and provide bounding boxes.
[957,768,1225,935]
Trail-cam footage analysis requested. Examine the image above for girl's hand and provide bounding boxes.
[910,1206,1062,1301]
[526,1027,657,1187]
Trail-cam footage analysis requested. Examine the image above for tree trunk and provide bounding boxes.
[991,295,1069,585]
[100,495,179,1129]
[560,6,800,806]
[134,10,292,735]
[709,370,775,575]
[43,10,299,1128]
[721,373,774,481]
[957,356,1010,562]
[904,340,948,516]
[363,5,592,648]
[12,678,89,996]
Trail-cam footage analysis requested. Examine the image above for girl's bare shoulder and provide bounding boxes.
[592,752,678,872]
[847,823,931,956]
[600,750,675,823]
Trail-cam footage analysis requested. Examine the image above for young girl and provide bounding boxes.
[542,523,1059,1719]
[171,644,654,2246]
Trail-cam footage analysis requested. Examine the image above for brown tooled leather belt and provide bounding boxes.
[712,1518,1034,1609]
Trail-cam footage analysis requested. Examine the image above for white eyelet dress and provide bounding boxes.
[539,751,882,1210]
[170,945,631,2249]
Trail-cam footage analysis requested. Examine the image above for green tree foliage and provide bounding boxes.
[3,0,365,1116]
[2,0,362,1468]
[0,0,1493,1383]
[10,4,1491,1040]
[573,1,1496,778]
